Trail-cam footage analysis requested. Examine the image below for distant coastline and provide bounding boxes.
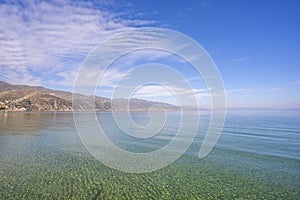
[0,81,181,112]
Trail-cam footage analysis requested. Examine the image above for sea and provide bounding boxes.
[0,111,299,199]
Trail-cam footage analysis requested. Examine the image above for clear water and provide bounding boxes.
[0,111,299,199]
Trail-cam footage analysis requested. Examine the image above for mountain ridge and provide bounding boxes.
[0,81,180,112]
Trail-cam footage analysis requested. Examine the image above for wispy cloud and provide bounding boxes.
[291,80,300,85]
[0,0,154,86]
[231,56,252,63]
[269,87,281,92]
[130,85,209,107]
[133,85,208,98]
[200,0,210,8]
[226,88,256,94]
[226,88,256,98]
[98,68,128,87]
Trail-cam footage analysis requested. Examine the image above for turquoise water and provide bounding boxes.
[0,111,299,199]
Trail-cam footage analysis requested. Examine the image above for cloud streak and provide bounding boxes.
[231,56,251,63]
[291,80,300,85]
[0,0,154,86]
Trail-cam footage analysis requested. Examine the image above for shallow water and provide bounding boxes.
[0,111,299,199]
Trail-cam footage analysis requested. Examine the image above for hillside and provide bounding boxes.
[0,81,180,112]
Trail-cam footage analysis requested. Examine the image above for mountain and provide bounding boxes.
[0,81,180,112]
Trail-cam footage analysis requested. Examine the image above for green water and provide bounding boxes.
[0,111,299,199]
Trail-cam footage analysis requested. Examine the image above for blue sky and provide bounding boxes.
[0,0,299,109]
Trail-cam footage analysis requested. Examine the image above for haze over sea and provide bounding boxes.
[1,111,299,199]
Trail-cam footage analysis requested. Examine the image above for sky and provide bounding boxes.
[0,0,299,109]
